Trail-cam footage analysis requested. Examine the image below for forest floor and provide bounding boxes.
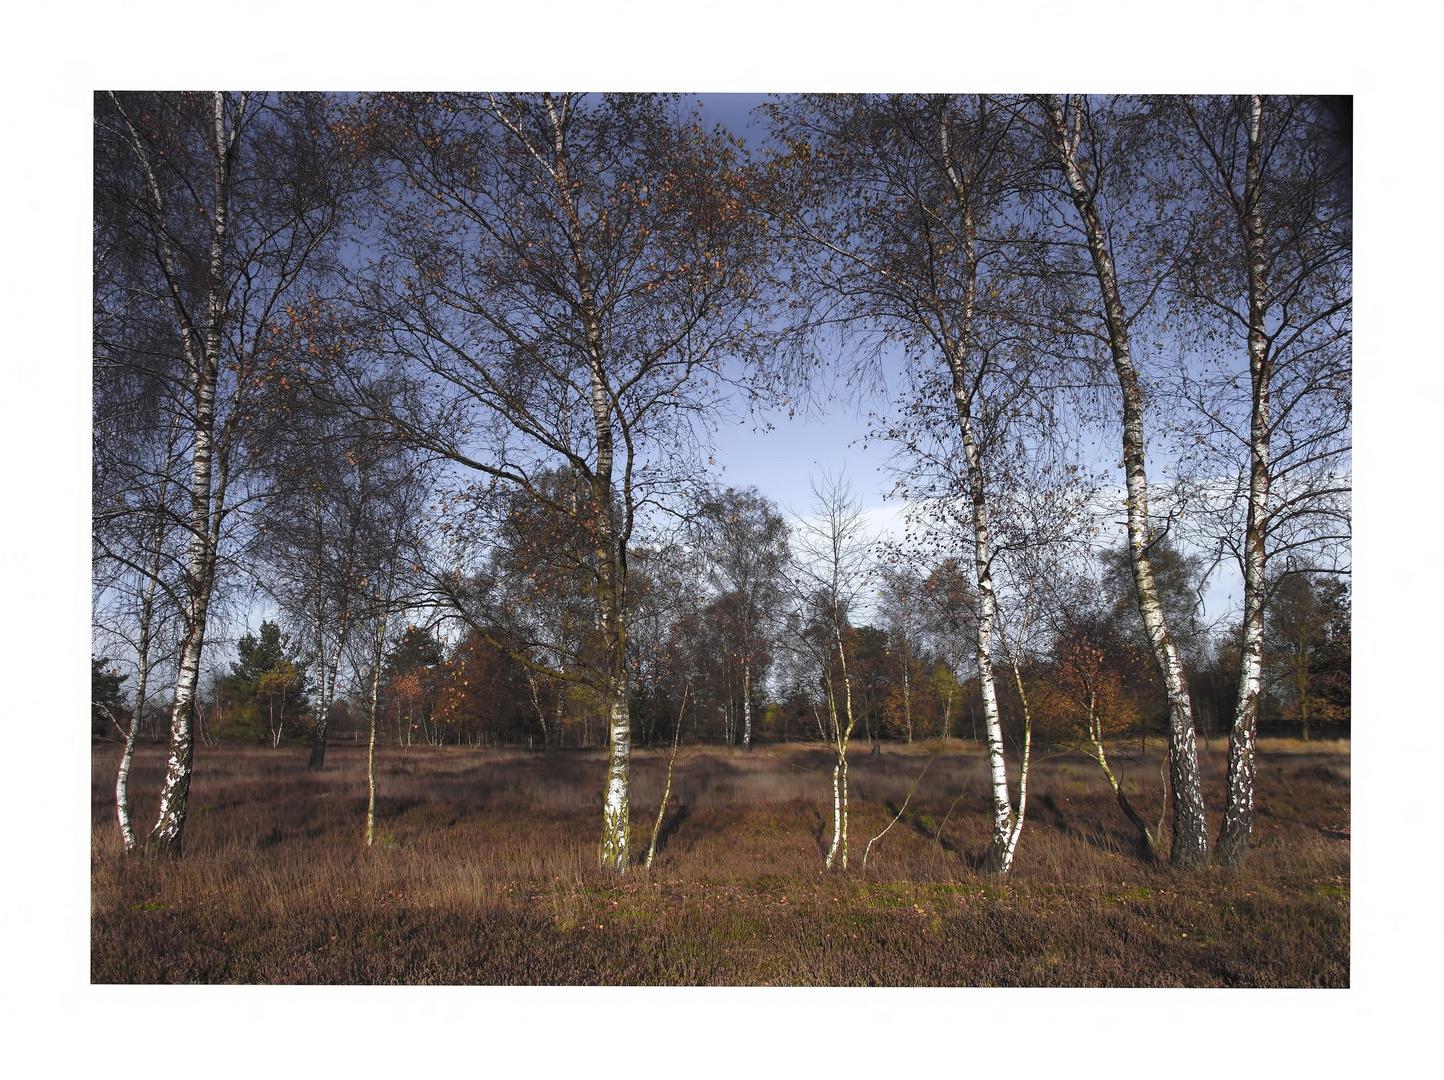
[91,737,1349,985]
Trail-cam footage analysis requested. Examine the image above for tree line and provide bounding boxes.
[93,92,1350,873]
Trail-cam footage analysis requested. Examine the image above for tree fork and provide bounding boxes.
[1217,95,1274,867]
[1042,95,1210,869]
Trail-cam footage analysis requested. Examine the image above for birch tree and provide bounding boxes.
[250,408,393,769]
[1036,95,1212,868]
[350,94,773,871]
[875,564,926,743]
[1162,95,1351,865]
[918,559,978,743]
[691,486,790,750]
[787,474,875,871]
[344,443,431,845]
[766,94,1065,874]
[91,399,185,850]
[95,92,357,854]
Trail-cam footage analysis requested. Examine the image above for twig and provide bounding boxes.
[645,684,688,871]
[862,754,936,872]
[94,701,128,740]
[930,780,970,867]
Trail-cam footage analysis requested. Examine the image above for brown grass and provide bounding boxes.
[91,738,1348,985]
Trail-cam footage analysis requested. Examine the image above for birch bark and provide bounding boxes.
[365,614,385,847]
[935,112,1020,874]
[742,661,753,751]
[103,91,344,855]
[646,686,686,870]
[1041,95,1211,869]
[149,92,236,857]
[116,422,179,852]
[1215,96,1272,866]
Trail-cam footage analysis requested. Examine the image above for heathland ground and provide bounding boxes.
[91,739,1348,985]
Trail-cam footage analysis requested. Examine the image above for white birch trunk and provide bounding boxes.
[117,418,180,852]
[997,640,1035,873]
[742,660,753,751]
[1043,95,1210,869]
[646,686,686,870]
[146,92,245,856]
[600,695,632,871]
[365,615,385,847]
[1218,95,1272,866]
[960,415,1014,874]
[934,118,1018,873]
[827,759,843,870]
[830,619,858,870]
[901,639,912,743]
[537,95,634,873]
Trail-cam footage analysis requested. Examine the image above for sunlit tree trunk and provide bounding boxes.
[646,686,687,871]
[1000,654,1032,871]
[1042,95,1210,869]
[518,95,639,872]
[742,659,753,751]
[1217,96,1272,866]
[932,119,1022,874]
[1082,687,1162,860]
[365,615,385,847]
[960,412,1014,874]
[823,617,858,870]
[149,92,236,857]
[117,428,178,852]
[309,635,346,770]
[901,640,912,743]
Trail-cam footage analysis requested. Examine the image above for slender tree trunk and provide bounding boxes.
[1043,95,1210,869]
[365,615,385,847]
[901,642,912,743]
[933,122,1016,873]
[960,415,1013,875]
[535,94,634,873]
[646,686,687,870]
[742,659,753,751]
[827,758,843,869]
[149,92,237,858]
[1092,740,1162,862]
[1084,691,1161,860]
[1217,95,1272,866]
[996,639,1035,873]
[834,622,858,869]
[522,667,552,752]
[309,635,346,771]
[118,415,179,852]
[822,674,847,870]
[115,709,141,851]
[118,549,158,854]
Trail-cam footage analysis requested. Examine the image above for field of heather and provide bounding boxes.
[91,738,1349,986]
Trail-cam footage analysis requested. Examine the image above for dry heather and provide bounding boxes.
[91,739,1349,986]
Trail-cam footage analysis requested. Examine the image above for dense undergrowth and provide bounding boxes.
[91,740,1348,986]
